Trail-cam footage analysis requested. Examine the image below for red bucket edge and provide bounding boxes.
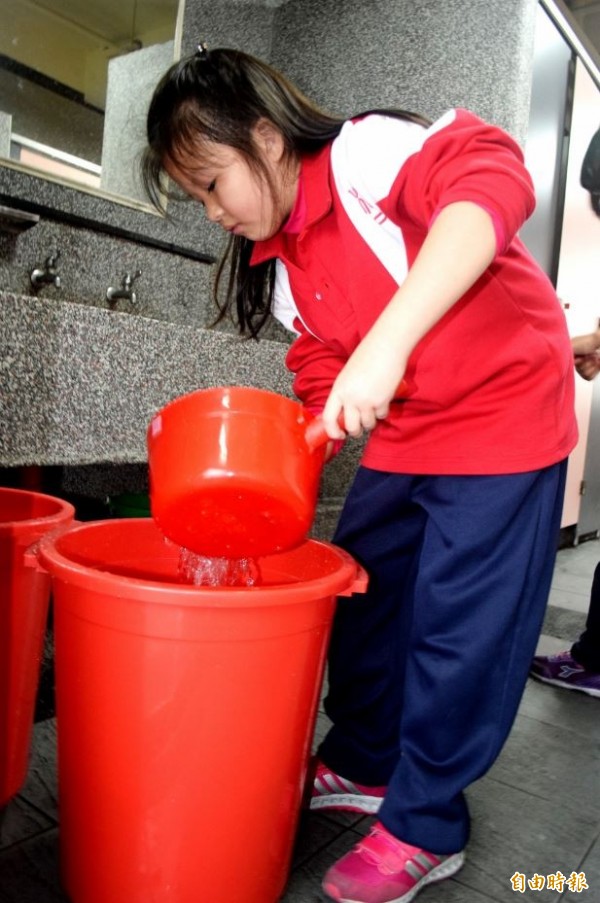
[36,518,367,607]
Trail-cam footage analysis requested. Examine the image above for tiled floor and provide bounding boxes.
[1,539,599,903]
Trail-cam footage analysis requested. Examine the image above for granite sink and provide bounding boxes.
[0,292,291,467]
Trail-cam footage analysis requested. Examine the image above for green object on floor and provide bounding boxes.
[108,492,151,518]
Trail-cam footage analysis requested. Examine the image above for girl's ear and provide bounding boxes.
[252,118,286,162]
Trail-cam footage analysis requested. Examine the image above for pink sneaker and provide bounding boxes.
[311,761,386,814]
[322,821,465,903]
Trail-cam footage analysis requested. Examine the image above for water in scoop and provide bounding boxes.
[178,547,261,587]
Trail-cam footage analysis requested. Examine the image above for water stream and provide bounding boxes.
[178,547,261,587]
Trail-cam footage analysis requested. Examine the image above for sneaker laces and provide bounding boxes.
[356,824,423,875]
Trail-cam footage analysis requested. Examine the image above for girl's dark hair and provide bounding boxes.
[142,47,429,338]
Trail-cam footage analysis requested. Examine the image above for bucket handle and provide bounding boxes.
[304,379,408,452]
[338,563,369,597]
[23,519,81,572]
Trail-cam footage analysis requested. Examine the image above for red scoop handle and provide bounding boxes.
[304,379,408,452]
[305,415,345,452]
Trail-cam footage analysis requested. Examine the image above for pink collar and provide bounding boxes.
[250,144,333,266]
[283,173,307,233]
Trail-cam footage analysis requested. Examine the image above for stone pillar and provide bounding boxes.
[271,0,537,143]
[0,110,12,157]
[100,41,175,203]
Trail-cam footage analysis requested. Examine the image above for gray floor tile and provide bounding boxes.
[580,833,600,894]
[312,710,331,749]
[290,812,361,870]
[519,677,600,742]
[534,634,573,657]
[16,720,58,820]
[541,605,587,641]
[486,712,600,818]
[549,542,598,598]
[0,829,66,903]
[464,777,598,902]
[309,807,370,832]
[0,797,55,851]
[547,586,593,614]
[281,828,365,903]
[412,877,506,903]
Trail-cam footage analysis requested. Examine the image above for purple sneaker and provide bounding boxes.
[530,651,600,698]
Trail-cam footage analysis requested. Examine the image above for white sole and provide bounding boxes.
[310,793,383,814]
[324,850,465,903]
[530,673,600,698]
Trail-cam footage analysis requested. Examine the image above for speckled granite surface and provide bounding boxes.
[0,226,216,326]
[0,292,293,466]
[1,290,365,514]
[188,0,537,144]
[1,291,363,502]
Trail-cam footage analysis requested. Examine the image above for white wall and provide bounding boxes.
[556,60,600,526]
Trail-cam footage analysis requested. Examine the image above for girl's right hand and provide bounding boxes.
[321,335,409,439]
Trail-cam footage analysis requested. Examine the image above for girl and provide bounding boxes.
[143,46,577,903]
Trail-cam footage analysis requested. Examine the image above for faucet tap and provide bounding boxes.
[106,269,142,309]
[30,250,61,289]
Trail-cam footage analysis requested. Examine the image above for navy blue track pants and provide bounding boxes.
[318,461,568,854]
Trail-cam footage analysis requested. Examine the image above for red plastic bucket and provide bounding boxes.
[38,518,367,903]
[147,386,332,559]
[0,486,74,806]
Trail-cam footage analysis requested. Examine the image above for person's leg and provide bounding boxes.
[571,561,600,671]
[318,468,425,785]
[530,558,600,696]
[321,463,567,903]
[376,462,567,855]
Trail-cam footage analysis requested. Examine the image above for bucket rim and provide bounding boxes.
[147,385,317,439]
[0,486,75,535]
[37,518,365,606]
[151,385,304,416]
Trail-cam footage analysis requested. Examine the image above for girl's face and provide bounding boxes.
[164,121,297,242]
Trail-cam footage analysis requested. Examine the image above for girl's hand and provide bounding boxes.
[322,333,408,438]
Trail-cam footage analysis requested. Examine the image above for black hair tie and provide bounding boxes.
[195,42,209,59]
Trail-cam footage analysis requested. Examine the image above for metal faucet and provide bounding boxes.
[106,270,142,309]
[30,251,61,289]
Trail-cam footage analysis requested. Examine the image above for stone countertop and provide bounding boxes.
[0,292,291,466]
